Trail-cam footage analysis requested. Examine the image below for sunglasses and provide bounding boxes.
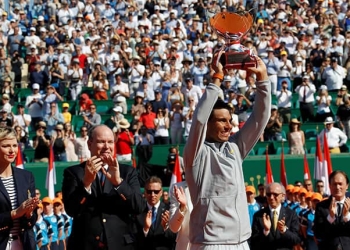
[146,189,161,195]
[266,192,282,197]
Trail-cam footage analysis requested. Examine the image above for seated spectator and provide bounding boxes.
[83,104,101,130]
[33,121,51,162]
[154,108,170,145]
[115,119,134,162]
[78,93,93,115]
[93,71,109,100]
[167,83,184,106]
[25,83,44,131]
[110,73,130,114]
[105,106,124,130]
[44,102,64,135]
[287,118,305,155]
[315,85,332,122]
[62,103,72,123]
[335,85,349,106]
[264,105,283,141]
[52,124,67,162]
[64,122,78,162]
[131,92,146,131]
[1,94,12,114]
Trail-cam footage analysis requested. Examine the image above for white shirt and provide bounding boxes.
[182,86,202,106]
[295,83,316,103]
[129,64,145,83]
[14,114,32,132]
[25,94,43,118]
[320,127,348,149]
[276,90,292,108]
[316,95,332,113]
[111,83,129,103]
[323,66,345,91]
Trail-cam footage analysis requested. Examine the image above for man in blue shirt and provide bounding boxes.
[246,185,260,226]
[42,197,63,250]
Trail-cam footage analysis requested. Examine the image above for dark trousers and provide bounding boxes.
[40,245,48,250]
[50,241,59,250]
[300,102,315,122]
[58,239,65,250]
[155,136,169,145]
[278,107,291,124]
[306,236,318,250]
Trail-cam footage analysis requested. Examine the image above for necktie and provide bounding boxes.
[98,170,105,187]
[152,206,157,226]
[303,86,306,103]
[337,203,343,221]
[273,210,278,231]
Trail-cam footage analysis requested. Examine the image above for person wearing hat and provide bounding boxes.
[335,85,348,106]
[182,77,202,107]
[314,171,350,250]
[62,125,145,250]
[322,57,345,92]
[263,105,283,141]
[154,105,170,145]
[263,47,279,94]
[52,197,67,247]
[287,118,305,155]
[34,202,51,250]
[277,50,292,94]
[111,74,130,115]
[315,85,333,122]
[319,117,347,154]
[62,103,72,123]
[0,127,39,250]
[251,182,301,249]
[105,106,124,130]
[56,43,70,76]
[52,123,67,161]
[33,121,51,162]
[246,186,260,227]
[115,118,134,162]
[25,83,44,131]
[24,27,41,52]
[295,75,316,122]
[128,55,145,99]
[42,196,63,250]
[0,106,12,127]
[42,85,64,117]
[191,57,210,90]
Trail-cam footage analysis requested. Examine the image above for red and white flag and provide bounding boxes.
[280,147,288,187]
[314,136,330,195]
[170,153,183,187]
[15,145,24,169]
[303,150,311,180]
[266,149,274,184]
[323,131,333,176]
[45,145,56,199]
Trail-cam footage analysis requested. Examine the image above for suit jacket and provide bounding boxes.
[314,196,350,250]
[0,167,37,250]
[135,202,176,250]
[169,181,192,250]
[62,162,145,250]
[250,206,301,250]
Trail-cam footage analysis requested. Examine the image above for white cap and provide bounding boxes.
[154,5,160,10]
[30,27,36,31]
[224,75,231,81]
[40,27,47,32]
[324,117,334,124]
[113,106,123,113]
[32,83,40,90]
[38,16,44,21]
[319,85,328,91]
[315,39,322,44]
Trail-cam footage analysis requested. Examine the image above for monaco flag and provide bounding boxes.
[323,131,333,176]
[266,149,274,184]
[170,153,182,187]
[15,145,24,169]
[280,147,288,187]
[314,136,330,195]
[45,145,57,199]
[303,150,311,180]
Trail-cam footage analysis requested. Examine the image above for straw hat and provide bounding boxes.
[118,119,130,129]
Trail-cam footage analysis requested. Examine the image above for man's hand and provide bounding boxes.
[174,185,187,212]
[144,210,152,232]
[343,197,350,217]
[262,213,271,231]
[83,156,104,189]
[161,210,170,230]
[212,50,224,74]
[247,57,269,82]
[329,197,337,218]
[100,154,123,186]
[277,217,286,233]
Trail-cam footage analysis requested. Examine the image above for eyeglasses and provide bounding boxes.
[317,185,324,188]
[145,189,161,195]
[266,192,282,197]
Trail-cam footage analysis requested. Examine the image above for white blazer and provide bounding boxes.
[169,181,193,250]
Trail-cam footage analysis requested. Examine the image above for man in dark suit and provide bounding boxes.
[251,182,301,250]
[135,176,176,250]
[62,125,145,250]
[0,167,38,250]
[314,170,350,250]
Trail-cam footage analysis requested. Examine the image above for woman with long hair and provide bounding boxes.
[63,123,78,162]
[131,93,146,131]
[52,124,67,162]
[93,71,109,100]
[287,118,305,155]
[154,108,170,144]
[49,58,65,96]
[0,127,39,250]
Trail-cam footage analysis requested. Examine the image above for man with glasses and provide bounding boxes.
[251,182,301,250]
[135,176,176,250]
[83,105,101,130]
[62,125,145,250]
[319,117,347,154]
[182,77,202,107]
[315,180,328,198]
